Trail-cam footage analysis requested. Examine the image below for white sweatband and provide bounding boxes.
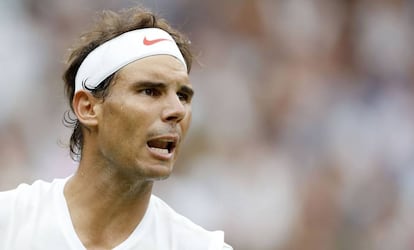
[74,28,187,93]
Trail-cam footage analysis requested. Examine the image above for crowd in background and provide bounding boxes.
[1,0,414,249]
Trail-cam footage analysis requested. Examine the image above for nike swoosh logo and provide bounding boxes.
[143,37,171,46]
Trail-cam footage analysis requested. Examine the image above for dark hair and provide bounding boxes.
[62,7,193,161]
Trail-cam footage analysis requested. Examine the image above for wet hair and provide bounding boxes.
[62,6,193,161]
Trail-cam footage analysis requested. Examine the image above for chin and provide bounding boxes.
[127,157,175,181]
[138,163,174,181]
[151,172,172,181]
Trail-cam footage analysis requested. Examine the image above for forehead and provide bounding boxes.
[115,55,190,85]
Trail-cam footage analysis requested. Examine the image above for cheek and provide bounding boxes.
[180,109,192,137]
[100,102,147,146]
[98,105,151,163]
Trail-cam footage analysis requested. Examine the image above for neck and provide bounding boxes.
[64,158,154,249]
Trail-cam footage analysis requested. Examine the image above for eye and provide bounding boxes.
[141,88,161,97]
[177,92,191,103]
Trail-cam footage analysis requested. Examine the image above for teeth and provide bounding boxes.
[150,147,169,154]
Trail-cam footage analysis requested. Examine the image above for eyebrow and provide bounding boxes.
[132,81,167,89]
[132,81,194,97]
[179,85,194,98]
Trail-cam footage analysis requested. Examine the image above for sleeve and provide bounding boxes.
[0,188,20,249]
[207,230,234,250]
[0,189,17,228]
[222,242,233,250]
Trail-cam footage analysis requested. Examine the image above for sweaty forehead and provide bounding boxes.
[116,55,190,84]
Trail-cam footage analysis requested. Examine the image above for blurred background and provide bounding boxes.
[1,0,414,249]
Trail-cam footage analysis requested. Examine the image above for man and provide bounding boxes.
[0,6,232,250]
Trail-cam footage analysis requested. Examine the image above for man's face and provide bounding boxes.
[95,55,193,180]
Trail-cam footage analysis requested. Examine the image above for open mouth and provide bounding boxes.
[147,137,177,155]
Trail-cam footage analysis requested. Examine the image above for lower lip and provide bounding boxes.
[146,145,174,161]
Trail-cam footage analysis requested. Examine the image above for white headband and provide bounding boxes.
[74,28,187,93]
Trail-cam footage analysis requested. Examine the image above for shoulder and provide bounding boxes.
[0,178,66,223]
[150,194,210,233]
[0,179,59,204]
[222,243,234,250]
[0,180,49,233]
[0,180,49,209]
[149,195,232,250]
[0,178,69,248]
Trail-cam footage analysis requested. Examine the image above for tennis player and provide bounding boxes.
[0,6,232,250]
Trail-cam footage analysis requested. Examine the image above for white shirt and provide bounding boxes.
[0,178,232,250]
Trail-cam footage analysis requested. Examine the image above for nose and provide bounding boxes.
[161,93,186,123]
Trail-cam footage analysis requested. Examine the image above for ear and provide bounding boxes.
[72,90,101,129]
